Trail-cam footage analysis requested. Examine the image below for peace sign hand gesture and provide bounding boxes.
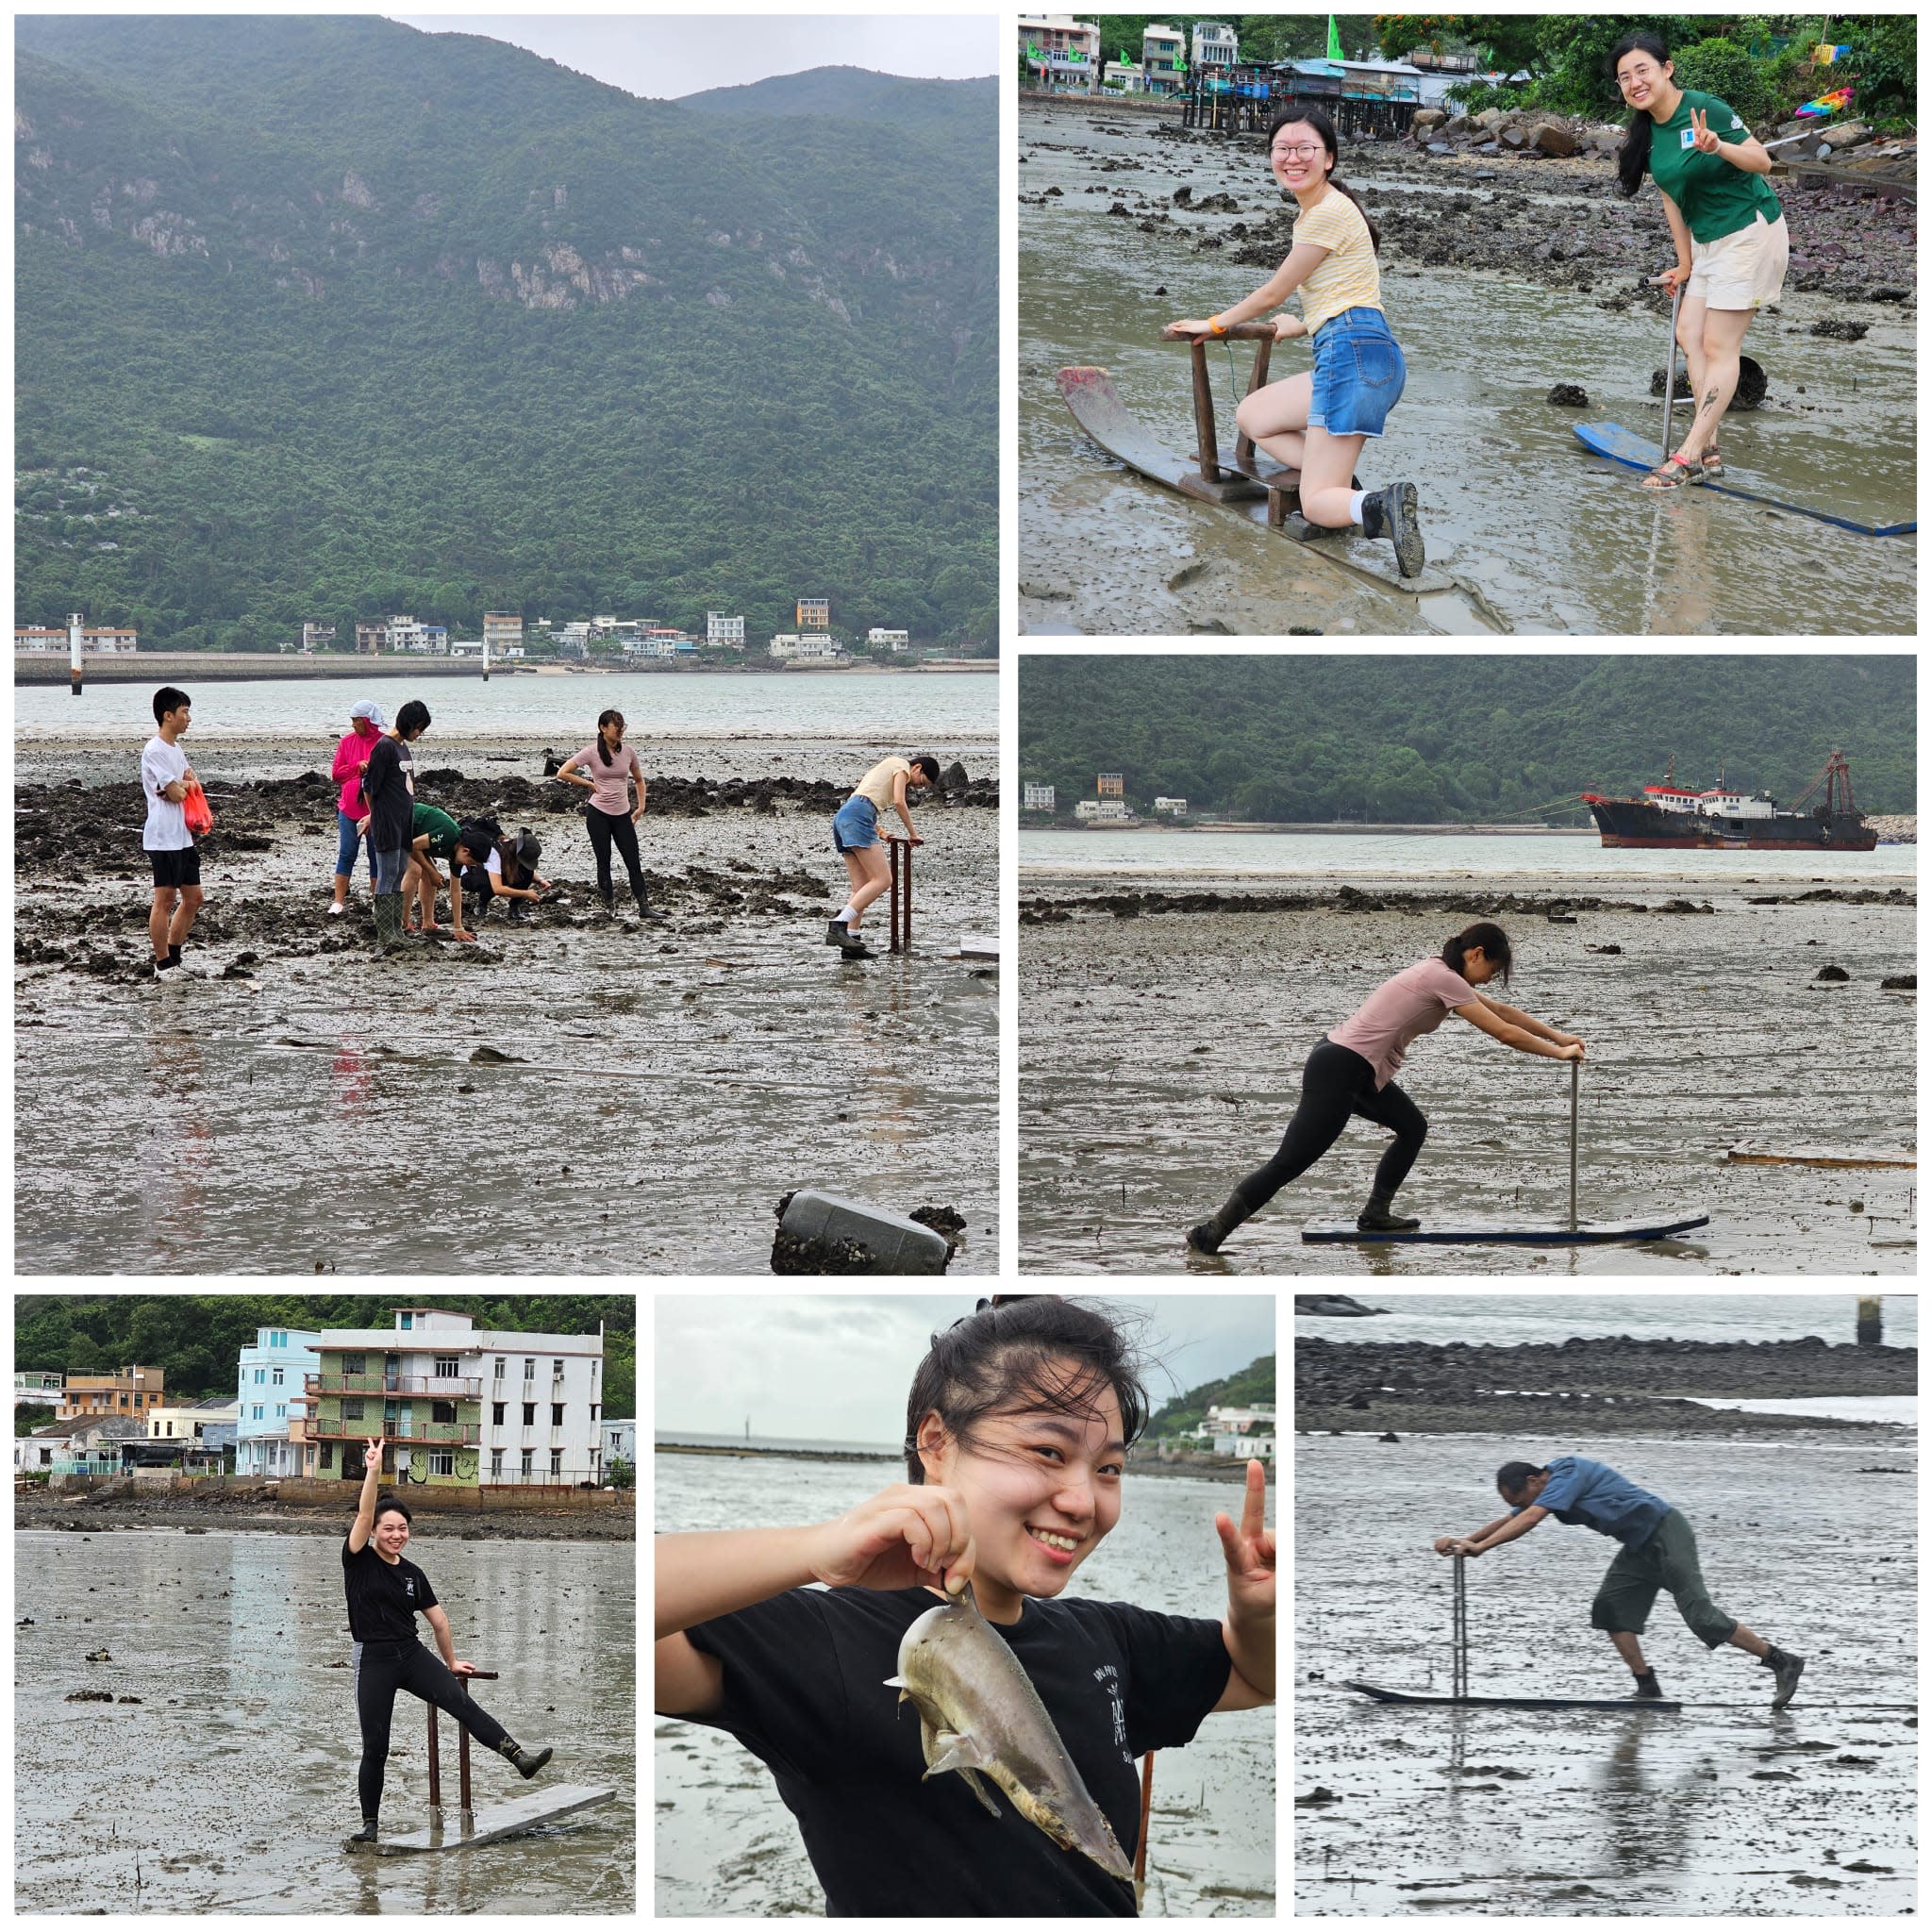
[1689,107,1723,155]
[1213,1458,1276,1623]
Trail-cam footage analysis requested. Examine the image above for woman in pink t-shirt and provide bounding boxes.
[327,700,385,916]
[1187,923,1584,1252]
[555,709,664,922]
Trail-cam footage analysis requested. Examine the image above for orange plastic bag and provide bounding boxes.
[182,781,214,836]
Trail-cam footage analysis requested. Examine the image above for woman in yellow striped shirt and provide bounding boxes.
[1171,107,1424,577]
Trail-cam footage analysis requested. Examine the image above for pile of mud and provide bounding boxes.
[1298,1335,1916,1438]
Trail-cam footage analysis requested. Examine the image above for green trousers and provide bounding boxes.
[1589,1507,1739,1650]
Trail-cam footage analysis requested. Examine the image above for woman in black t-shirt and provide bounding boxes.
[654,1299,1275,1915]
[341,1433,555,1845]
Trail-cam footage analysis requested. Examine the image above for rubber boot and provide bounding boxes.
[347,1817,379,1846]
[634,888,665,924]
[1629,1668,1665,1701]
[373,892,404,956]
[496,1734,554,1780]
[1763,1643,1806,1710]
[1186,1192,1252,1255]
[598,887,615,917]
[1357,1190,1421,1234]
[825,916,853,948]
[1358,481,1425,579]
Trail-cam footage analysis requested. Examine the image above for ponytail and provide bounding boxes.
[1441,920,1512,985]
[1611,31,1671,198]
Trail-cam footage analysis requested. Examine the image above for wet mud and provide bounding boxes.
[1019,881,1916,1275]
[14,744,998,1274]
[14,1529,635,1913]
[1297,1336,1918,1438]
[1295,1434,1917,1915]
[1019,98,1917,636]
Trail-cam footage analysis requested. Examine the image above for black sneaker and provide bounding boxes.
[825,917,853,948]
[1360,482,1425,579]
[1765,1645,1806,1710]
[346,1818,379,1847]
[1357,1205,1422,1234]
[1630,1670,1665,1700]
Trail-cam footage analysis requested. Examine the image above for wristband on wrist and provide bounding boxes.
[1208,315,1228,337]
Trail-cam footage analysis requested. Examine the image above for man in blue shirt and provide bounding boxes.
[1434,1456,1804,1708]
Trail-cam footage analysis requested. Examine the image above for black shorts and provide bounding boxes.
[148,845,201,890]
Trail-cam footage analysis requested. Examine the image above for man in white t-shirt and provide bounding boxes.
[142,686,202,985]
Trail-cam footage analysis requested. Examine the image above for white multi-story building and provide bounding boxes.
[236,1324,322,1476]
[1023,782,1056,811]
[707,612,745,648]
[1191,21,1239,68]
[1074,798,1134,822]
[866,627,911,651]
[602,1420,637,1469]
[483,612,523,657]
[308,1307,607,1490]
[13,1371,64,1411]
[768,633,846,661]
[1154,796,1189,815]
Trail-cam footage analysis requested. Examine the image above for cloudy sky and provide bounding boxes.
[394,15,997,99]
[654,1293,1276,1444]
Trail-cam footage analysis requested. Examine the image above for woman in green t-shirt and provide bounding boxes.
[1612,31,1787,491]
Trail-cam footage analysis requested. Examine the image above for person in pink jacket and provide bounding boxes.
[328,701,386,917]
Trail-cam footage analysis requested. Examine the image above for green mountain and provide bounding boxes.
[15,18,996,649]
[1019,657,1915,822]
[1146,1353,1275,1440]
[12,1293,636,1419]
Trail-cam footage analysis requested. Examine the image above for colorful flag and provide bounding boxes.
[1327,14,1344,62]
[1795,84,1856,118]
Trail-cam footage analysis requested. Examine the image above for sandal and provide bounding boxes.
[1697,444,1724,479]
[1642,455,1699,491]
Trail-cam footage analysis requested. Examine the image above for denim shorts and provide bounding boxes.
[832,795,880,854]
[1307,306,1407,439]
[336,808,375,878]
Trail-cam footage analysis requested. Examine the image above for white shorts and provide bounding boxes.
[1687,211,1789,311]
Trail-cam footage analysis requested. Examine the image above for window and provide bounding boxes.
[272,1367,284,1388]
[549,1449,563,1476]
[520,1449,534,1476]
[494,1357,507,1382]
[432,1401,457,1424]
[321,1443,335,1471]
[401,1312,414,1330]
[552,1357,564,1379]
[491,1402,505,1426]
[551,1403,564,1427]
[343,1397,365,1421]
[522,1403,535,1427]
[429,1451,454,1477]
[523,1358,536,1381]
[435,1355,458,1379]
[253,1406,263,1423]
[344,1354,366,1376]
[490,1449,504,1478]
[590,1403,599,1423]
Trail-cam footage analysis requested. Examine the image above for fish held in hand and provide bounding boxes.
[884,1578,1136,1887]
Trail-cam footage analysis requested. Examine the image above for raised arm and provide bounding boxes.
[1460,1506,1548,1557]
[1476,995,1582,1050]
[891,770,920,841]
[347,1433,385,1554]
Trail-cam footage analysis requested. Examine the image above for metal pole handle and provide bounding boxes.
[1569,1058,1580,1235]
[1452,1554,1469,1700]
[1655,275,1686,463]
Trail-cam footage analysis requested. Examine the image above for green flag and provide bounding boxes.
[1327,14,1343,61]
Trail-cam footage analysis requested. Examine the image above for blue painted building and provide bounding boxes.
[236,1325,322,1476]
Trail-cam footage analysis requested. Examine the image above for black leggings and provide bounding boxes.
[586,805,645,902]
[1232,1040,1427,1215]
[354,1638,508,1819]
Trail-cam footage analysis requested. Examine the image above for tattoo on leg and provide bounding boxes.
[1703,387,1720,408]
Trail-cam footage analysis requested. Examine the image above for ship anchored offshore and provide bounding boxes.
[1581,750,1877,852]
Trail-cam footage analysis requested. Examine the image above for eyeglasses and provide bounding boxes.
[1272,143,1323,159]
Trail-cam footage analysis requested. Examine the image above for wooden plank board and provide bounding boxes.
[1057,364,1507,631]
[1302,1211,1710,1246]
[1574,421,1915,536]
[374,1784,616,1855]
[1344,1679,1681,1711]
[1725,1145,1915,1170]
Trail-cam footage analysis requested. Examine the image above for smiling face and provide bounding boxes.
[918,1362,1125,1607]
[373,1505,410,1559]
[1614,47,1674,113]
[1269,119,1332,196]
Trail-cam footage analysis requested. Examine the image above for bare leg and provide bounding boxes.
[1607,1629,1650,1674]
[1724,1621,1770,1660]
[331,871,352,909]
[1675,292,1708,427]
[1299,427,1369,530]
[150,887,177,961]
[840,846,891,928]
[167,885,204,947]
[1678,307,1752,461]
[1235,370,1312,475]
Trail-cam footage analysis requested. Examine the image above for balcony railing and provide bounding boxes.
[310,1420,483,1447]
[307,1373,483,1399]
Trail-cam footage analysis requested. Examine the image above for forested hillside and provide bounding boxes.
[1019,657,1914,821]
[15,18,996,648]
[1145,1355,1276,1440]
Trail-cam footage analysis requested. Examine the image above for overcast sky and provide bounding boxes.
[393,15,997,99]
[654,1294,1275,1443]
